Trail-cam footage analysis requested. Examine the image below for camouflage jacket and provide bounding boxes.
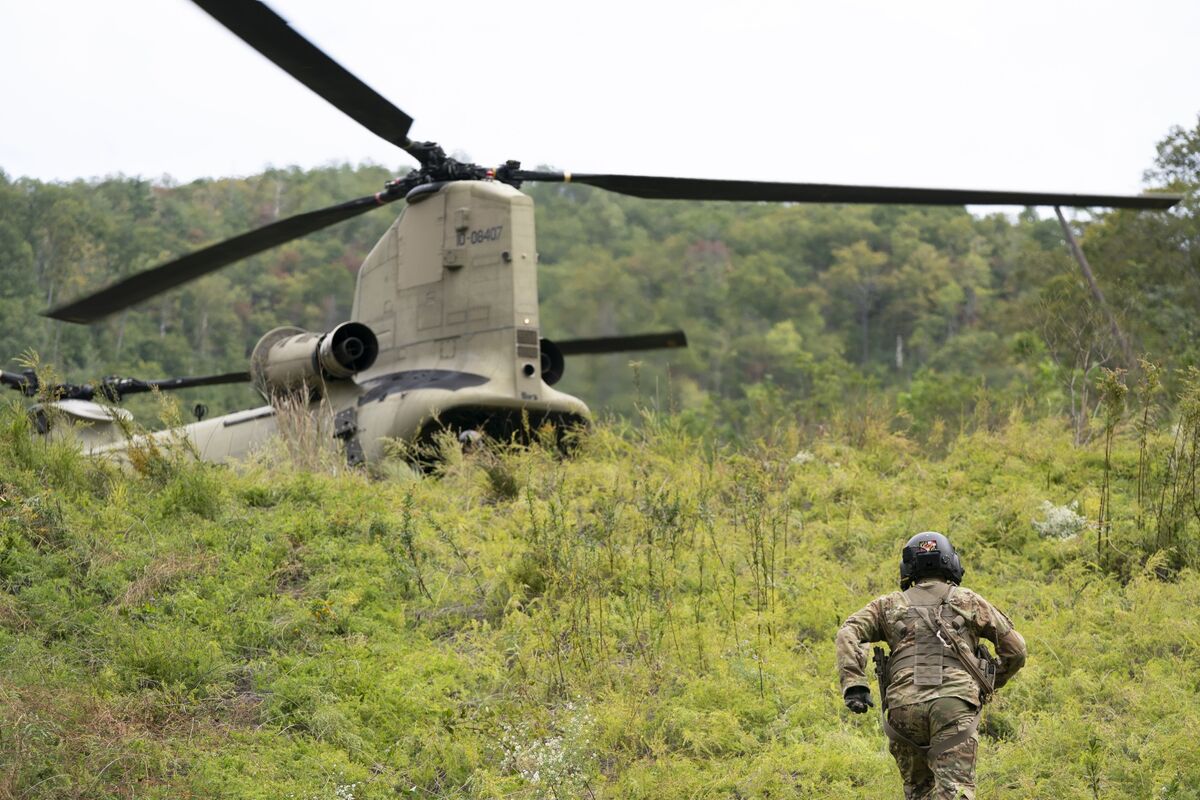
[835,577,1027,709]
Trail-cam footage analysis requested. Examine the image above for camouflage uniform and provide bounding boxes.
[835,577,1026,800]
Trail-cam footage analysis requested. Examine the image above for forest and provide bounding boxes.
[2,116,1197,441]
[0,117,1198,798]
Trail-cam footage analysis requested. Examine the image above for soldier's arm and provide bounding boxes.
[834,599,885,695]
[977,598,1027,689]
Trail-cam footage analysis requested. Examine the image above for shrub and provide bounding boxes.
[1032,500,1088,539]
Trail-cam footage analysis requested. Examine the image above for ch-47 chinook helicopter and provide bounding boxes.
[3,0,1180,466]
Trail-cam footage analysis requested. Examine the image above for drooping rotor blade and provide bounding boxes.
[512,171,1182,210]
[191,0,422,159]
[2,368,250,402]
[108,371,253,398]
[555,330,688,356]
[0,369,37,396]
[45,191,401,324]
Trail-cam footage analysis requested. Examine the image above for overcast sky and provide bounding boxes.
[3,0,1199,201]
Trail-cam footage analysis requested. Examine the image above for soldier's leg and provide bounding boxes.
[926,697,978,800]
[886,702,934,800]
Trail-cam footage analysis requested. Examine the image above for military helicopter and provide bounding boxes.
[7,0,1180,466]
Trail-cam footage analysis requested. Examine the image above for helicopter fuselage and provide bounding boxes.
[79,180,589,464]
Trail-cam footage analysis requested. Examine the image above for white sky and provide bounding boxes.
[3,0,1199,200]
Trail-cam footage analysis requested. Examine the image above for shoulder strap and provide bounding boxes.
[927,597,995,704]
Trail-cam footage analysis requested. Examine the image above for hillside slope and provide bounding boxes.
[0,405,1197,799]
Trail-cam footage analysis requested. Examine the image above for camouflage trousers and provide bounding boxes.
[886,697,978,800]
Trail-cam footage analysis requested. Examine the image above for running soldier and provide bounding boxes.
[835,532,1027,799]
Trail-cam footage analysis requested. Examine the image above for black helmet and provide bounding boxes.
[899,531,964,590]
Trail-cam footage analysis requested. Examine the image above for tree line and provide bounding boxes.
[1,115,1197,439]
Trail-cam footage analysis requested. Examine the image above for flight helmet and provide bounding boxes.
[899,531,964,590]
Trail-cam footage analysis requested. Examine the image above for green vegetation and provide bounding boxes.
[3,106,1200,799]
[1,389,1198,797]
[2,116,1198,435]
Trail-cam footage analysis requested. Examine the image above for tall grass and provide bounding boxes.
[0,399,1196,798]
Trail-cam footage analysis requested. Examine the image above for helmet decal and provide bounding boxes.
[918,540,938,552]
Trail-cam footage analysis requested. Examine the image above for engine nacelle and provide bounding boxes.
[250,322,379,396]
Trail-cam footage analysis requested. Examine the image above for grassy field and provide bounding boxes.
[0,402,1197,799]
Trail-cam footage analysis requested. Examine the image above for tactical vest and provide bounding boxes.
[878,580,986,760]
[887,581,978,688]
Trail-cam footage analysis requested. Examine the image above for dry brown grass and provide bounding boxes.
[0,673,264,799]
[264,390,345,474]
[0,681,182,800]
[0,592,31,633]
[113,553,213,610]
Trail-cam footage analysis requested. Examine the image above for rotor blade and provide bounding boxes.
[0,370,250,402]
[27,371,252,402]
[116,371,253,397]
[1,370,36,396]
[555,330,688,356]
[45,191,399,324]
[191,0,419,156]
[513,171,1181,210]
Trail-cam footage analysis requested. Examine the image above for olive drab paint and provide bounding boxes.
[79,181,590,465]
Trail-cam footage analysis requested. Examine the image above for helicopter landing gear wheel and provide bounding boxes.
[458,429,484,452]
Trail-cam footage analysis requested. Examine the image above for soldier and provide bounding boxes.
[835,532,1026,800]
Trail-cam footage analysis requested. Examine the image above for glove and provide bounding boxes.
[844,686,874,714]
